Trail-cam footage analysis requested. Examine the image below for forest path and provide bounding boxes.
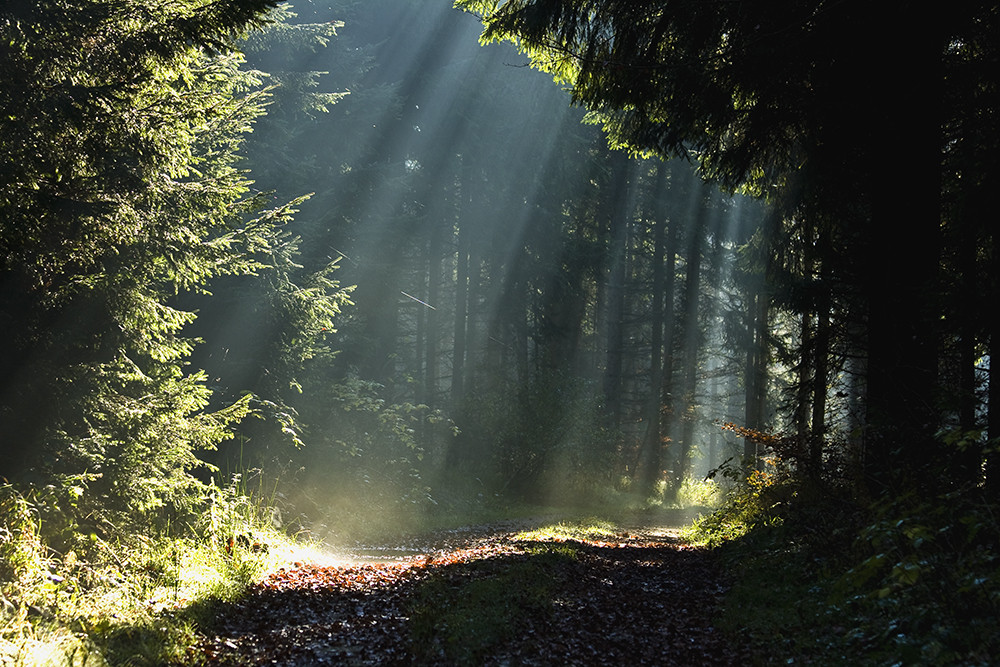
[190,516,747,665]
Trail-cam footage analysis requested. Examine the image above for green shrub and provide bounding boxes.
[684,451,1000,665]
[683,456,793,547]
[834,488,1000,664]
[676,477,725,509]
[0,472,307,667]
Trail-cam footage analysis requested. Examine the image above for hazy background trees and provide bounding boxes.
[0,0,816,537]
[213,0,768,528]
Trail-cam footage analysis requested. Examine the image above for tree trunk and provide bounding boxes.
[987,230,1000,495]
[602,151,632,427]
[810,285,829,473]
[640,164,669,494]
[425,218,444,409]
[743,211,777,466]
[674,206,707,490]
[451,165,471,413]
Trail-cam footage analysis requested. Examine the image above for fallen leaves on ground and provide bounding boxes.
[189,524,748,665]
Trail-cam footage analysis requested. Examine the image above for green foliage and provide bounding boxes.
[0,487,46,609]
[0,0,234,495]
[675,477,725,510]
[687,462,1000,664]
[0,0,363,533]
[688,485,866,663]
[190,4,356,456]
[242,3,348,117]
[1,473,307,667]
[89,618,198,667]
[683,456,794,548]
[515,518,617,543]
[0,0,348,641]
[304,375,455,497]
[714,535,843,663]
[277,374,457,542]
[834,489,1000,664]
[455,0,811,191]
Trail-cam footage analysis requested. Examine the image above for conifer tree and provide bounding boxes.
[0,0,319,520]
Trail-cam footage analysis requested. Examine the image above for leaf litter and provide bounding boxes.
[189,523,748,665]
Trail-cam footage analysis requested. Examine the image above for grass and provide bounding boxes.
[407,541,579,665]
[514,517,618,543]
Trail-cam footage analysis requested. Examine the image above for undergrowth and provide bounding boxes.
[0,473,309,667]
[684,458,1000,665]
[683,455,793,548]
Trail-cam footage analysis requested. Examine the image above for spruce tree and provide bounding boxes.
[0,0,315,521]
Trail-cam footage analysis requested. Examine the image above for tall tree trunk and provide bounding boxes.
[511,269,529,385]
[414,267,426,395]
[445,163,471,471]
[425,218,444,409]
[708,372,721,474]
[744,288,769,465]
[743,210,777,466]
[640,165,669,494]
[674,206,707,490]
[986,230,1000,496]
[602,152,632,427]
[360,247,400,385]
[659,215,679,478]
[954,220,981,483]
[451,165,471,413]
[810,284,830,474]
[796,308,814,452]
[466,227,483,395]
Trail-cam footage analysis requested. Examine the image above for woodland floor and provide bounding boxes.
[187,516,750,666]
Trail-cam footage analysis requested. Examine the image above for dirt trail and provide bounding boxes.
[190,519,746,665]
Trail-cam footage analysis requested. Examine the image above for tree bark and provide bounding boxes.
[602,151,632,427]
[640,164,670,494]
[674,205,707,489]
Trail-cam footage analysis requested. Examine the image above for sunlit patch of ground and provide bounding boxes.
[0,636,95,667]
[270,541,350,569]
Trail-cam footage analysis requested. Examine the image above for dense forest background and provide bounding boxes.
[223,0,772,525]
[1,1,999,661]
